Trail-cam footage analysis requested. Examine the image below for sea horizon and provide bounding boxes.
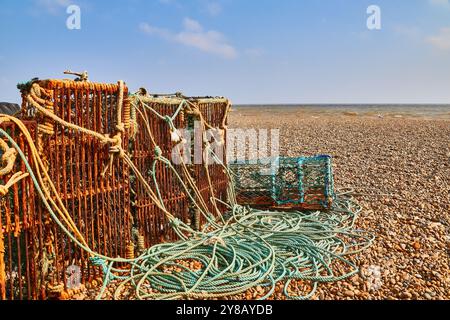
[234,103,450,107]
[233,103,450,119]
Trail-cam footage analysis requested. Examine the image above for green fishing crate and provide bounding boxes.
[229,155,334,210]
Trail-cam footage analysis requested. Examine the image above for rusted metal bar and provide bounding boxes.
[0,120,40,300]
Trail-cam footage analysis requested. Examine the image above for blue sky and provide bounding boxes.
[1,0,450,104]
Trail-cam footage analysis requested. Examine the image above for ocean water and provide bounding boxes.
[234,104,450,119]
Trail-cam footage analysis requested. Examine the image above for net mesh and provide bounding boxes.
[230,155,334,210]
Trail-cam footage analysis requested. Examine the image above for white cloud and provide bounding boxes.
[35,0,71,14]
[140,18,238,59]
[429,0,450,8]
[139,23,171,39]
[183,17,203,32]
[427,28,450,50]
[175,30,237,59]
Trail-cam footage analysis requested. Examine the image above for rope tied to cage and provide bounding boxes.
[90,257,111,278]
[25,92,116,144]
[0,172,30,196]
[29,83,55,136]
[102,81,127,176]
[14,83,181,223]
[0,115,90,248]
[24,81,128,180]
[0,139,18,177]
[0,138,30,197]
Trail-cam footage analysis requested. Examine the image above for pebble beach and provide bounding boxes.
[228,105,450,300]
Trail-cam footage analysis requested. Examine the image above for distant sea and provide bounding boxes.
[233,104,450,119]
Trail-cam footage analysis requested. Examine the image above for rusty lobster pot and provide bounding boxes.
[130,95,230,248]
[19,79,133,294]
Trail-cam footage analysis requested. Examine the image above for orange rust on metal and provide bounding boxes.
[20,80,132,291]
[235,190,330,211]
[131,100,189,246]
[0,121,41,300]
[131,98,229,247]
[194,100,229,219]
